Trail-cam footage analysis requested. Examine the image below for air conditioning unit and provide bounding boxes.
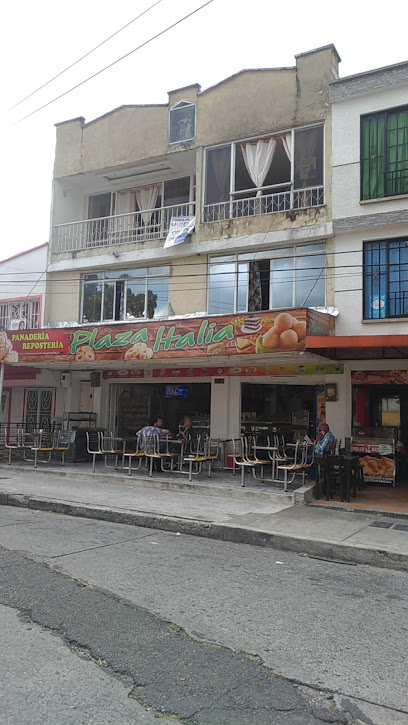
[60,372,71,388]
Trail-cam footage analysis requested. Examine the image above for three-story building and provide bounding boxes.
[11,45,343,442]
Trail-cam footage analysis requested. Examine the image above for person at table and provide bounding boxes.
[137,419,171,451]
[178,416,194,442]
[178,416,195,453]
[154,417,173,437]
[314,423,336,454]
[136,419,172,470]
[305,423,335,479]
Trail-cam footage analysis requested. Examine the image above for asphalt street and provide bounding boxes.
[0,506,407,724]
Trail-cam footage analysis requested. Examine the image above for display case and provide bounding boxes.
[351,427,395,486]
[64,412,97,430]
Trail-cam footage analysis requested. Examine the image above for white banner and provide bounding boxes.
[164,216,195,249]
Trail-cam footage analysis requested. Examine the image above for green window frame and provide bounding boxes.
[361,106,408,200]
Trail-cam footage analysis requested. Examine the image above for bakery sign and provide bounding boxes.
[3,309,332,364]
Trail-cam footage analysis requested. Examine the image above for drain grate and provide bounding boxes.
[370,521,393,529]
[393,524,408,532]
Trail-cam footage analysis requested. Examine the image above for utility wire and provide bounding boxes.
[14,0,215,124]
[9,0,164,111]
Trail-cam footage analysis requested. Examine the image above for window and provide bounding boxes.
[208,244,326,314]
[361,106,408,200]
[169,101,195,144]
[0,297,40,330]
[364,239,408,319]
[203,125,324,221]
[82,266,170,323]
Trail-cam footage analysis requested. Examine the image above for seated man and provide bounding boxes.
[314,423,336,455]
[137,419,172,470]
[306,423,335,479]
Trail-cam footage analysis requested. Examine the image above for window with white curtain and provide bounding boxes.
[204,125,324,219]
[208,244,326,314]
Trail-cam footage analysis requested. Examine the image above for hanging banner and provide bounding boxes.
[5,308,333,364]
[163,216,195,249]
[351,370,407,385]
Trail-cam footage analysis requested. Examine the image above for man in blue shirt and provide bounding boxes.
[314,423,335,455]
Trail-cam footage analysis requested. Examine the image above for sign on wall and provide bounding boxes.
[351,370,407,385]
[5,309,333,365]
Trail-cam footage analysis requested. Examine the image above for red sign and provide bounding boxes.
[351,370,407,385]
[4,309,332,365]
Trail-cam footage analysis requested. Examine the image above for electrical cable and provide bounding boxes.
[9,0,164,111]
[14,0,216,124]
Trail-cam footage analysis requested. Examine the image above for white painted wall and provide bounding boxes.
[0,245,48,327]
[332,84,408,221]
[334,224,408,335]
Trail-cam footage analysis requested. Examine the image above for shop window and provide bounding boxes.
[363,238,408,319]
[361,106,408,200]
[208,244,326,314]
[82,266,170,323]
[203,125,323,220]
[169,101,196,144]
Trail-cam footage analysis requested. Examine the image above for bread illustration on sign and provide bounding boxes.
[256,312,307,353]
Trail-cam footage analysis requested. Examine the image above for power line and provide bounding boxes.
[0,247,378,278]
[14,0,216,124]
[9,0,164,111]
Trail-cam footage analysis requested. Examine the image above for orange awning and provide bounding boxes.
[306,335,408,360]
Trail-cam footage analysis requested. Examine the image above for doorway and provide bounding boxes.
[114,382,211,438]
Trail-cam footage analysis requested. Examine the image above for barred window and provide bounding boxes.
[364,239,408,319]
[361,106,408,200]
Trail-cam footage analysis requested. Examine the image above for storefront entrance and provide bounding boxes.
[114,383,211,438]
[241,383,318,442]
[353,384,408,485]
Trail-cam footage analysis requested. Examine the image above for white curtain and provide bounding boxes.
[135,185,160,226]
[281,132,292,161]
[115,190,136,233]
[241,138,277,196]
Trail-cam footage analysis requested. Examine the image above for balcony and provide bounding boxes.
[203,185,324,223]
[53,201,195,254]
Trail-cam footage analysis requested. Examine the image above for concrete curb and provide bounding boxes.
[312,501,408,520]
[2,492,408,573]
[2,465,302,503]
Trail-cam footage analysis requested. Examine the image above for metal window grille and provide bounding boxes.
[364,239,408,319]
[0,298,40,330]
[24,389,54,431]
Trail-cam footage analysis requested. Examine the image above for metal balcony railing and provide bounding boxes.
[53,202,196,253]
[203,185,324,223]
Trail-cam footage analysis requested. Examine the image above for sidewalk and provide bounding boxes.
[1,462,408,571]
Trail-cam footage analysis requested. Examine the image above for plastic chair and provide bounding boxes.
[54,430,72,465]
[276,441,305,491]
[232,436,269,487]
[101,433,123,469]
[122,435,146,476]
[182,436,218,482]
[30,430,55,469]
[86,431,104,473]
[141,433,169,477]
[5,426,23,464]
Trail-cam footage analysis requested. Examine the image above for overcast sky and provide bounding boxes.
[2,0,407,261]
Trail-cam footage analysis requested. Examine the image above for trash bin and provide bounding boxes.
[69,428,107,462]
